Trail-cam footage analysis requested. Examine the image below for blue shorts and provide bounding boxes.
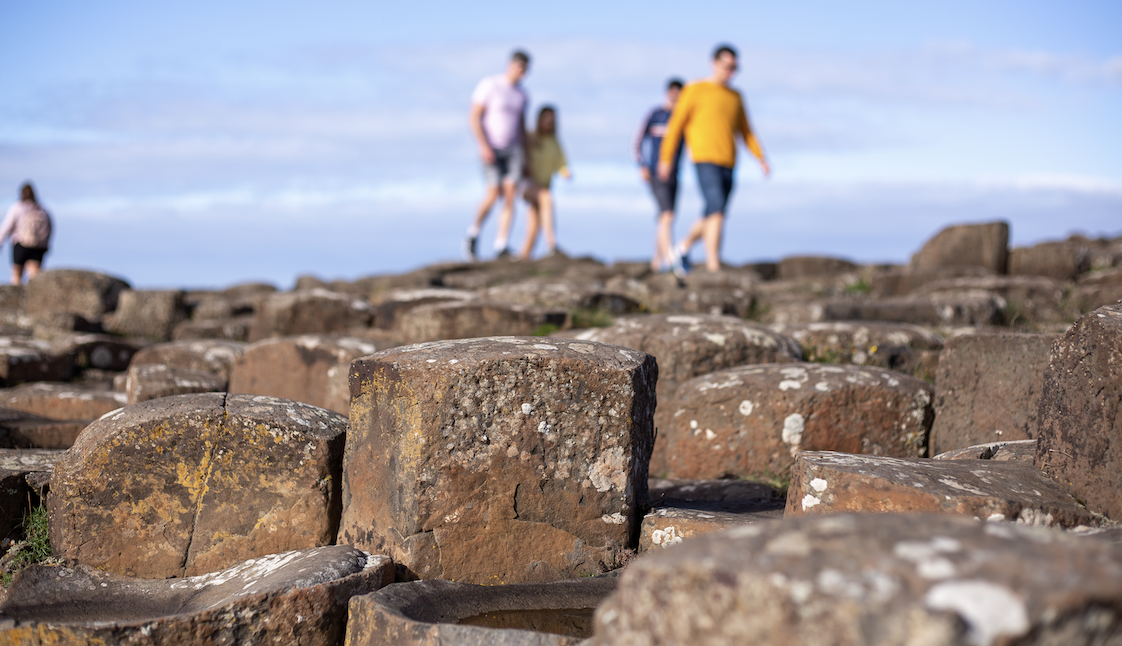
[695,162,735,217]
[648,174,678,215]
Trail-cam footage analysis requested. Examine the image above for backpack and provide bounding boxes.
[16,204,51,249]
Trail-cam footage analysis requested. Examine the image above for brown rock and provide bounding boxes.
[786,451,1098,528]
[1036,304,1122,520]
[653,363,933,480]
[339,337,657,584]
[929,331,1057,455]
[764,292,1006,327]
[910,220,1010,274]
[639,504,783,552]
[171,316,253,341]
[49,393,347,578]
[1008,240,1091,281]
[51,333,145,373]
[129,338,246,379]
[932,439,1037,465]
[0,547,392,646]
[102,289,188,340]
[574,314,801,403]
[0,408,88,450]
[868,265,994,297]
[0,382,126,420]
[776,255,859,280]
[0,285,24,311]
[125,364,227,404]
[396,301,570,344]
[590,513,1122,646]
[483,279,641,316]
[228,335,391,414]
[916,274,1069,324]
[248,288,374,342]
[0,449,61,540]
[25,269,130,322]
[0,337,71,385]
[767,320,943,377]
[371,288,476,330]
[1072,266,1122,313]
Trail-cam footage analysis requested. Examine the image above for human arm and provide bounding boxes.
[658,88,692,181]
[469,102,494,164]
[556,139,572,180]
[633,109,655,181]
[0,204,19,247]
[738,102,770,178]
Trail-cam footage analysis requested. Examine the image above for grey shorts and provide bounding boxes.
[483,144,524,186]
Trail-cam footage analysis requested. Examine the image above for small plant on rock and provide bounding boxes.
[571,307,613,329]
[1,503,56,586]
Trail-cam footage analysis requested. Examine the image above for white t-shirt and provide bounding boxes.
[471,74,528,150]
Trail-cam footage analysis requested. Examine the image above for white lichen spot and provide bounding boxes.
[533,344,557,350]
[690,420,698,430]
[521,403,533,415]
[651,526,682,547]
[925,580,1029,646]
[426,359,437,363]
[538,421,550,433]
[738,400,754,416]
[801,494,820,510]
[810,478,828,493]
[705,429,717,441]
[779,379,802,391]
[601,512,626,525]
[705,333,727,346]
[589,447,627,492]
[782,414,805,445]
[815,382,830,392]
[448,359,459,364]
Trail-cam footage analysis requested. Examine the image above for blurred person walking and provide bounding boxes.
[658,44,770,275]
[0,182,52,284]
[518,106,571,260]
[465,50,531,261]
[634,78,684,272]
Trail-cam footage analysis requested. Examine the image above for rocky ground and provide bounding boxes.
[1,220,1122,644]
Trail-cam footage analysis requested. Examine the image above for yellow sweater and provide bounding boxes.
[528,134,569,189]
[658,81,765,169]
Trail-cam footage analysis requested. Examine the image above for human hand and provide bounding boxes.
[657,161,670,182]
[761,159,771,179]
[480,145,495,164]
[640,167,651,182]
[562,169,573,181]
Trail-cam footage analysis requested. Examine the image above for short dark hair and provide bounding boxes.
[511,50,530,66]
[713,44,738,60]
[667,78,684,91]
[19,182,36,205]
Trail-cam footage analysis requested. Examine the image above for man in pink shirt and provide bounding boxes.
[464,50,530,261]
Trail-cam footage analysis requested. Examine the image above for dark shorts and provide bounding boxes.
[696,162,735,217]
[483,144,525,187]
[648,174,678,215]
[12,243,47,266]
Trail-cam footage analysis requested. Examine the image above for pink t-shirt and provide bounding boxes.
[471,74,527,150]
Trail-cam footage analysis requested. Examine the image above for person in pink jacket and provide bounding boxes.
[0,182,53,284]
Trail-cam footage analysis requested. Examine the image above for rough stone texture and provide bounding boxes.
[125,364,227,404]
[590,513,1122,646]
[228,335,391,414]
[910,221,1010,274]
[933,439,1037,465]
[248,288,374,342]
[764,292,1006,327]
[102,289,188,341]
[50,393,347,578]
[172,316,253,341]
[483,279,641,316]
[1072,267,1122,313]
[653,363,933,480]
[129,338,246,380]
[339,337,657,584]
[372,288,477,330]
[52,333,144,373]
[0,407,88,450]
[639,504,784,552]
[1009,240,1091,282]
[767,320,944,377]
[0,547,392,646]
[0,285,24,311]
[0,449,62,539]
[396,301,570,344]
[24,269,130,321]
[346,577,617,646]
[916,274,1070,325]
[1036,304,1122,521]
[868,266,994,298]
[776,256,859,280]
[786,451,1099,528]
[603,271,760,319]
[0,382,126,420]
[929,332,1057,456]
[0,337,71,385]
[574,314,801,403]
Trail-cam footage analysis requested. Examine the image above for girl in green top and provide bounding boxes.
[518,105,572,260]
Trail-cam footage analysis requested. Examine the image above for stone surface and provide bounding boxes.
[767,320,943,377]
[372,288,476,330]
[653,363,933,480]
[0,382,126,420]
[52,332,144,373]
[0,449,61,540]
[129,338,246,379]
[933,439,1037,465]
[764,292,1006,327]
[929,332,1057,455]
[483,279,641,316]
[868,266,994,298]
[228,335,390,414]
[0,407,88,450]
[639,504,784,552]
[786,451,1099,528]
[248,288,374,342]
[574,314,800,403]
[910,220,1010,274]
[24,269,130,322]
[172,316,253,341]
[346,577,617,646]
[590,513,1122,646]
[125,364,227,404]
[1072,266,1122,313]
[339,337,657,584]
[1036,304,1122,521]
[50,393,347,578]
[396,301,570,344]
[776,255,859,280]
[1008,240,1091,282]
[0,547,392,646]
[916,274,1070,325]
[0,337,71,385]
[102,289,188,341]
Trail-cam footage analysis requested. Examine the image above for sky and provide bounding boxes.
[1,1,1120,289]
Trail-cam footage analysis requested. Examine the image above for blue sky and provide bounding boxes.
[2,1,1119,288]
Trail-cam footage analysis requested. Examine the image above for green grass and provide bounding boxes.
[1,503,52,586]
[532,323,561,336]
[571,307,614,329]
[844,278,871,295]
[742,468,792,496]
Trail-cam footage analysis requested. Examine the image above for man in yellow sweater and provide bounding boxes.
[658,44,770,274]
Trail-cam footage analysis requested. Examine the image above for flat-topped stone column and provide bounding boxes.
[339,337,657,584]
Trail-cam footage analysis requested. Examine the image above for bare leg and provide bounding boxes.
[519,187,541,260]
[495,180,518,250]
[24,260,41,281]
[655,211,674,270]
[473,185,501,229]
[679,218,706,256]
[10,264,23,285]
[703,213,724,272]
[538,190,556,251]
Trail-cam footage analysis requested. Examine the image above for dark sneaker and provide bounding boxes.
[496,248,514,260]
[545,247,568,259]
[670,247,690,278]
[463,236,478,262]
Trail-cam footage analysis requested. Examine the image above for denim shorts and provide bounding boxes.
[483,144,525,186]
[649,174,678,215]
[695,162,735,217]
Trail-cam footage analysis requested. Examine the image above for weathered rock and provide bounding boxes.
[574,314,800,403]
[933,439,1037,465]
[929,331,1057,455]
[1036,304,1122,520]
[483,279,640,317]
[0,547,392,646]
[51,332,144,373]
[248,288,374,342]
[868,265,994,298]
[910,221,1010,274]
[129,338,246,379]
[346,577,617,646]
[776,255,859,280]
[647,477,782,507]
[172,316,253,341]
[50,393,347,578]
[396,301,570,344]
[590,513,1122,646]
[372,288,476,330]
[767,320,943,377]
[24,269,130,322]
[765,292,1006,327]
[0,285,24,311]
[228,335,390,414]
[339,337,657,584]
[1008,240,1091,282]
[1072,266,1122,313]
[653,363,933,480]
[0,450,61,539]
[916,274,1069,324]
[102,289,188,340]
[0,337,71,385]
[0,382,126,420]
[0,408,88,450]
[786,451,1098,528]
[639,503,783,552]
[125,364,227,404]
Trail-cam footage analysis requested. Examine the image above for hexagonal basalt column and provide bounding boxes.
[339,337,657,584]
